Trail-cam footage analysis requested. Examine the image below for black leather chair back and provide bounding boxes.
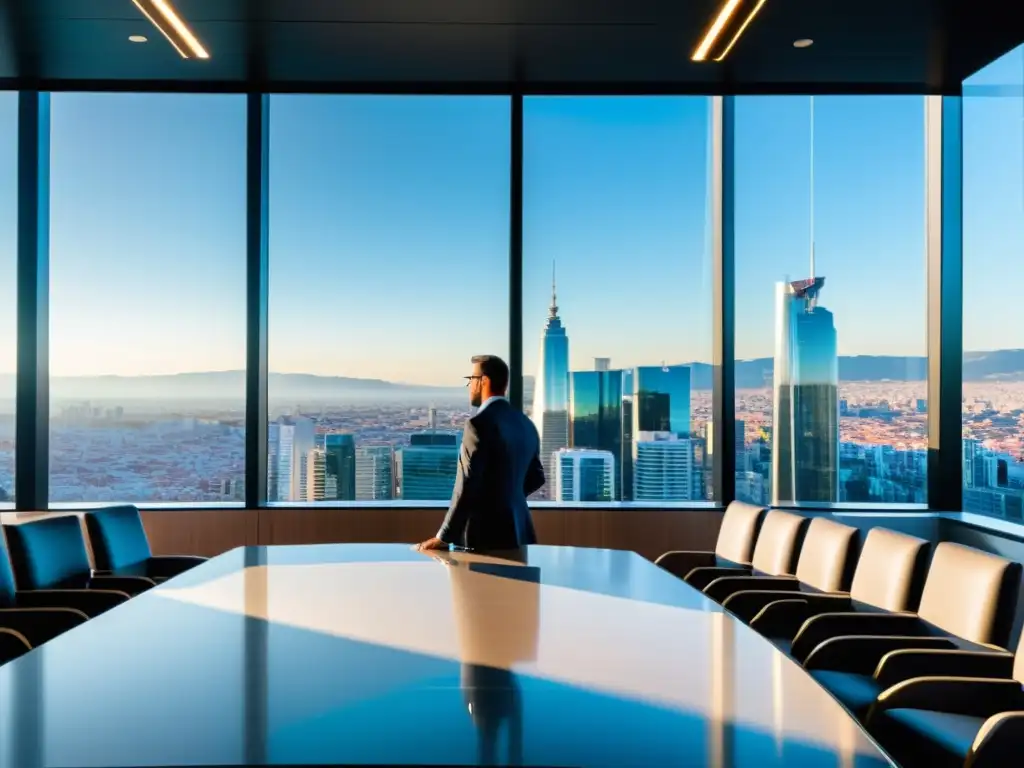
[4,516,93,590]
[0,528,17,607]
[85,506,152,571]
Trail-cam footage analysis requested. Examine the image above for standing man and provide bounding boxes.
[417,355,545,552]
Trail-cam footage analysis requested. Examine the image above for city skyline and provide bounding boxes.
[259,281,707,505]
[0,50,1018,384]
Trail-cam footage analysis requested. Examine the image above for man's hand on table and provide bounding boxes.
[415,537,448,552]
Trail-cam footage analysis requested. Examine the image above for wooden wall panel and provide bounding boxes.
[530,508,567,548]
[142,510,259,557]
[259,508,446,547]
[561,509,608,551]
[603,509,722,561]
[4,508,725,562]
[144,507,724,561]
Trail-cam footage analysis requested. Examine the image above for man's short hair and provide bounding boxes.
[471,355,510,394]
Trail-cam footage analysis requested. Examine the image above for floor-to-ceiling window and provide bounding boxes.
[48,94,247,504]
[522,97,714,504]
[266,96,510,504]
[3,86,1008,512]
[0,93,15,507]
[962,45,1024,521]
[734,96,928,506]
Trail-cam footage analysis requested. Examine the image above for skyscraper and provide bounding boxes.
[770,98,839,505]
[531,264,570,499]
[356,444,395,501]
[771,278,839,504]
[268,415,316,502]
[305,447,330,502]
[632,365,691,437]
[554,448,615,502]
[397,431,460,501]
[633,432,695,501]
[620,366,694,502]
[620,369,634,501]
[324,433,357,501]
[569,368,623,499]
[267,421,280,501]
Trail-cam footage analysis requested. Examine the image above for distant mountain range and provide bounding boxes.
[2,349,1024,401]
[696,350,1024,389]
[0,371,463,403]
[681,350,1024,389]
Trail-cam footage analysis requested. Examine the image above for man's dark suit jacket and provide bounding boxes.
[437,398,544,551]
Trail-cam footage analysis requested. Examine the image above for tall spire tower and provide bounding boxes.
[531,258,570,500]
[809,94,816,282]
[549,260,559,318]
[768,93,839,506]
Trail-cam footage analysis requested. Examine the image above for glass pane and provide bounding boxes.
[268,96,510,503]
[523,97,714,503]
[0,93,14,507]
[49,94,247,504]
[963,45,1024,521]
[734,96,927,506]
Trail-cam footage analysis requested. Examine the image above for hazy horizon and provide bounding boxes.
[1,65,1020,384]
[1,344,1022,382]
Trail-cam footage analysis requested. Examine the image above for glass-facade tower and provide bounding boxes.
[531,270,570,499]
[569,369,623,500]
[397,431,460,501]
[554,448,615,502]
[268,416,316,502]
[632,366,691,437]
[633,431,695,501]
[324,433,357,501]
[356,444,394,501]
[772,277,839,503]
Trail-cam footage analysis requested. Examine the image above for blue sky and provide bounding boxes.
[0,44,1020,385]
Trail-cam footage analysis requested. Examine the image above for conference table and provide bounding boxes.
[0,544,894,767]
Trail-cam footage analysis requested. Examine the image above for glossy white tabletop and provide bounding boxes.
[0,544,893,767]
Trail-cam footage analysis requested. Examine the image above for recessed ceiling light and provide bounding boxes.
[129,35,148,43]
[793,39,814,48]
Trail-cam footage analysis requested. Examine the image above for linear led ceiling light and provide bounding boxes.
[691,0,768,62]
[130,0,209,59]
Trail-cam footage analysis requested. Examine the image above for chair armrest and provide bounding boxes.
[804,634,958,674]
[16,589,130,617]
[0,627,31,664]
[750,599,814,639]
[0,607,89,647]
[654,551,718,580]
[704,577,798,606]
[970,711,1024,767]
[874,648,1015,689]
[147,555,207,579]
[716,585,802,622]
[791,611,924,662]
[685,565,751,591]
[869,677,1024,721]
[750,594,855,638]
[89,575,156,595]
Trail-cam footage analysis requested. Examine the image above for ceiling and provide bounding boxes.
[0,0,1020,94]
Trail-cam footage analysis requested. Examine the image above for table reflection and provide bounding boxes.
[433,550,539,766]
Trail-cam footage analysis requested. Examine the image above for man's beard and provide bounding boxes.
[470,391,482,408]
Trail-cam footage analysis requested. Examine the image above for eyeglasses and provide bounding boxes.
[464,375,482,387]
